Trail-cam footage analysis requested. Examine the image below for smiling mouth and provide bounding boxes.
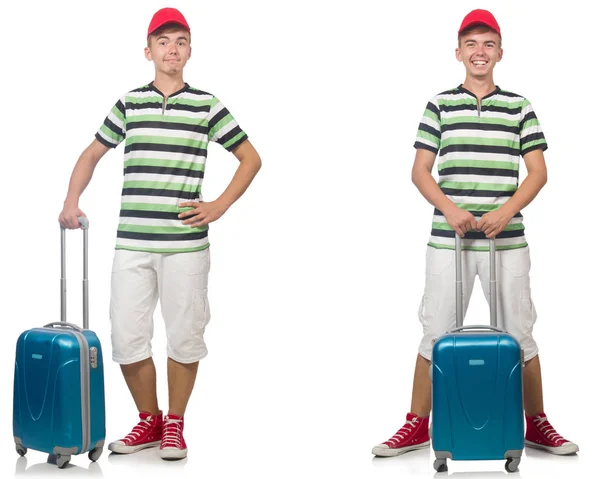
[472,60,488,66]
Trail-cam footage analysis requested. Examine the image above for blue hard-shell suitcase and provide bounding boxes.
[431,235,524,473]
[13,218,106,468]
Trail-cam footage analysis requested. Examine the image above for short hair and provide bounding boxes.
[458,25,502,47]
[147,23,191,48]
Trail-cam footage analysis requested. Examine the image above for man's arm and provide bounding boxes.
[477,149,547,238]
[178,139,262,227]
[412,148,477,236]
[58,139,111,229]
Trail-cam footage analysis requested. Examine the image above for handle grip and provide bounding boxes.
[60,216,89,230]
[43,322,84,332]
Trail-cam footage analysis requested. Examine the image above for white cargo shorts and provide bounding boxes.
[418,246,538,362]
[109,248,211,364]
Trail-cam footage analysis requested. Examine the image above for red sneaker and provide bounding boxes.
[159,414,188,460]
[372,413,430,457]
[108,411,163,454]
[525,413,579,455]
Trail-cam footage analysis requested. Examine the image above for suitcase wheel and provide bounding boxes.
[49,454,71,469]
[433,458,448,472]
[88,447,103,462]
[15,445,27,457]
[505,457,520,473]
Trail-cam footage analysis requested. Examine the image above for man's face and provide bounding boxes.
[455,29,502,79]
[145,29,191,75]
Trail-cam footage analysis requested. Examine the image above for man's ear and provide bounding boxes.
[455,47,462,62]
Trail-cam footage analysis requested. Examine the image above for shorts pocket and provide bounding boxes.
[426,247,454,276]
[192,289,211,332]
[519,288,537,332]
[500,247,531,278]
[111,249,147,273]
[181,249,211,276]
[418,295,438,330]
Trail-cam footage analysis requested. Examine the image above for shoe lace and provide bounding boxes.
[388,417,420,444]
[161,417,183,448]
[534,415,565,443]
[124,415,154,442]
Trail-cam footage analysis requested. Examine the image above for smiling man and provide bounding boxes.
[372,9,579,458]
[58,7,261,460]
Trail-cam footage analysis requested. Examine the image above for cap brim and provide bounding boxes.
[459,21,500,36]
[148,21,190,37]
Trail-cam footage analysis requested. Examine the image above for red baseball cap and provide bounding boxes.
[147,8,190,37]
[458,9,501,38]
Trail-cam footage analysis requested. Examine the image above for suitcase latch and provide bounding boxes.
[90,347,98,369]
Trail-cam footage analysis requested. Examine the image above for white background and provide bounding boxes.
[1,0,597,478]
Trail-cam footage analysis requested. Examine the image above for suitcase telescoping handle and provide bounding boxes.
[454,232,497,329]
[60,216,89,329]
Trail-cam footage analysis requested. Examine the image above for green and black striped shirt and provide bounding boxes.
[414,85,547,251]
[96,82,248,253]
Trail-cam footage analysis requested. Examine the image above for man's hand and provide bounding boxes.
[444,206,478,237]
[59,203,86,229]
[178,200,228,228]
[477,208,512,239]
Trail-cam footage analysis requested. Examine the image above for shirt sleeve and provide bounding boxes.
[207,97,248,152]
[413,97,441,154]
[520,99,548,156]
[95,98,126,148]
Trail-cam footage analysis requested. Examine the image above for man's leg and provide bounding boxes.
[495,247,578,454]
[108,251,163,454]
[523,353,578,454]
[410,354,432,417]
[158,248,211,460]
[121,358,161,416]
[492,247,543,414]
[167,358,199,416]
[411,247,478,417]
[372,247,478,457]
[523,354,544,416]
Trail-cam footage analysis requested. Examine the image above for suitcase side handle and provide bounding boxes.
[60,216,89,329]
[43,322,84,332]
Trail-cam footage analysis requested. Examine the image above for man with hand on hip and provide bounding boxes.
[58,7,261,460]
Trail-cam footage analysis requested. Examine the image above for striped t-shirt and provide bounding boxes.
[414,85,547,251]
[95,82,248,253]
